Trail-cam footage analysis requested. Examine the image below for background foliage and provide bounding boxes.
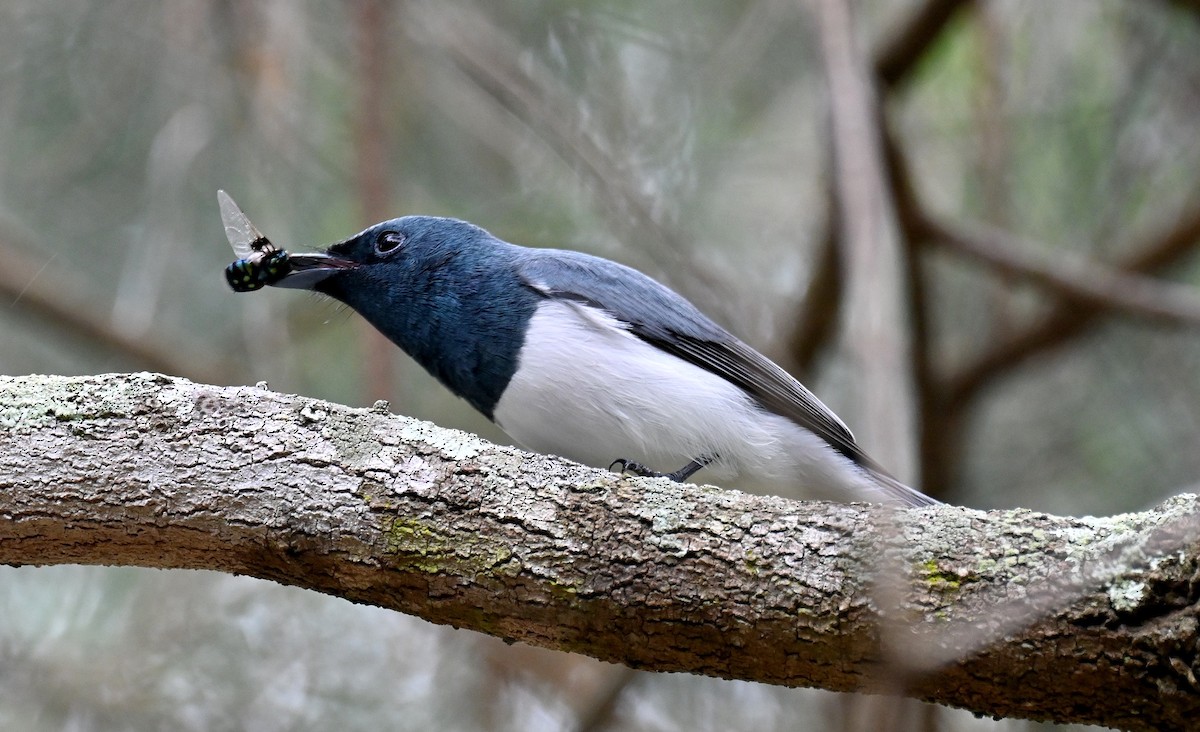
[2,1,1198,730]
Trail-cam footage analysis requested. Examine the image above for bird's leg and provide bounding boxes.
[667,456,711,482]
[609,455,713,482]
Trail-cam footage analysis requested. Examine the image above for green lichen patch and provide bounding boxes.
[922,559,961,593]
[920,558,984,595]
[384,517,453,560]
[381,516,519,581]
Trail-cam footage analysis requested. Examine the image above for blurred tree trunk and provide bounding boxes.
[354,0,398,404]
[2,373,1198,731]
[814,0,918,484]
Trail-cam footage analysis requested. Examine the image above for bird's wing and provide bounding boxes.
[515,250,870,466]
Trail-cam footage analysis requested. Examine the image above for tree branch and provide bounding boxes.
[2,373,1199,730]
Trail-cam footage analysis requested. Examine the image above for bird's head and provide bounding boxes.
[273,215,531,414]
[276,215,498,295]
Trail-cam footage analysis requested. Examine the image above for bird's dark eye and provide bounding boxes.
[374,231,406,256]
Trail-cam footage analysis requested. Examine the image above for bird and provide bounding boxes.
[248,212,937,507]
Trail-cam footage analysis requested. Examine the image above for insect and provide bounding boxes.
[219,190,292,292]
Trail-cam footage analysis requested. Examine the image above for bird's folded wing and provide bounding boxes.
[516,251,870,467]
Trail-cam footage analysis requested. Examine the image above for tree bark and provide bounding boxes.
[1,372,1197,730]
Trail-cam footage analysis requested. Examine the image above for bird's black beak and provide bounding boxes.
[273,252,358,289]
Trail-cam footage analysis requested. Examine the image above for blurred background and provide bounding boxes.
[2,1,1199,730]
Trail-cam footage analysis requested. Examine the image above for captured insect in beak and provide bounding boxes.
[219,190,292,292]
[219,190,357,291]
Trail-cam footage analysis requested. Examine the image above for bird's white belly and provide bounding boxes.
[492,300,867,499]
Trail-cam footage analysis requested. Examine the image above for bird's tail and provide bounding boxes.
[864,467,941,507]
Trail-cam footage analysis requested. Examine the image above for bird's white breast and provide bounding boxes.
[492,300,872,500]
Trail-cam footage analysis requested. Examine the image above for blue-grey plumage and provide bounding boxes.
[271,214,938,507]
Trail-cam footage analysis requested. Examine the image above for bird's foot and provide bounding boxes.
[609,458,660,478]
[609,456,712,483]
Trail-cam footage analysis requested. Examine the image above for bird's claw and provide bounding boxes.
[609,458,660,477]
[609,456,712,483]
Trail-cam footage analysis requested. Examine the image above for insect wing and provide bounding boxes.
[217,189,272,258]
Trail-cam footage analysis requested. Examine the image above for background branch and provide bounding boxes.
[2,372,1199,730]
[920,213,1200,326]
[944,203,1200,409]
[881,115,1200,497]
[874,0,974,89]
[0,237,226,384]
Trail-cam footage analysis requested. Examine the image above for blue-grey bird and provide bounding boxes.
[233,208,936,506]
